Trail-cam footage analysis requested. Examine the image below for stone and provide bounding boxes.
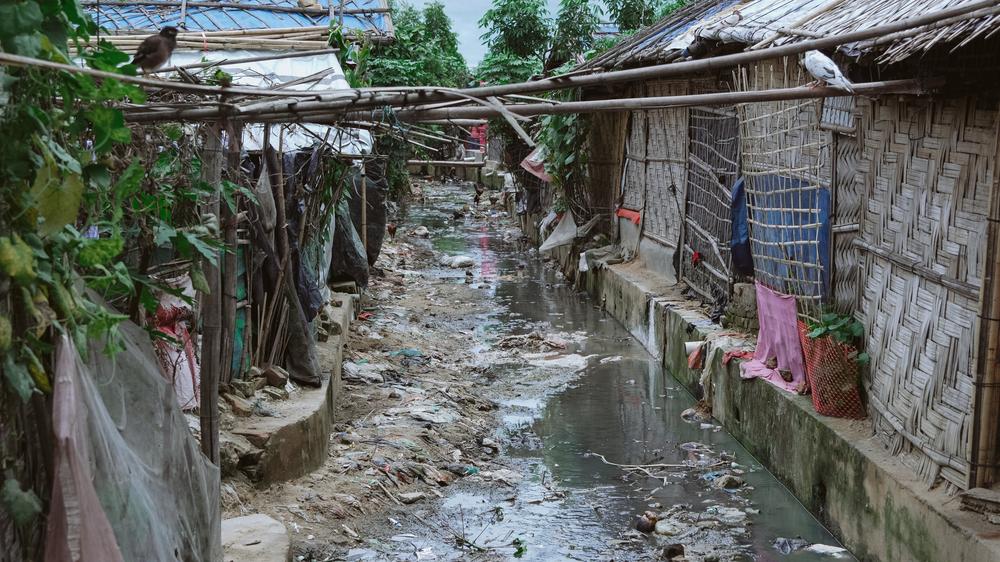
[412,226,430,238]
[398,492,425,504]
[262,386,289,400]
[231,379,256,399]
[448,255,475,268]
[222,514,290,562]
[714,475,745,489]
[235,427,272,448]
[224,393,253,417]
[654,518,685,536]
[263,365,289,388]
[220,433,257,478]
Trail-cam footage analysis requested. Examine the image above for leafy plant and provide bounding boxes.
[479,0,551,60]
[512,537,528,558]
[545,0,603,72]
[806,312,870,364]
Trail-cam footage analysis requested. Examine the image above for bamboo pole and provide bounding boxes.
[199,122,223,465]
[125,77,926,125]
[322,80,927,123]
[361,160,368,259]
[220,121,243,385]
[0,51,337,98]
[971,107,1000,488]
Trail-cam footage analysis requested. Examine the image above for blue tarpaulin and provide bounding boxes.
[747,174,830,299]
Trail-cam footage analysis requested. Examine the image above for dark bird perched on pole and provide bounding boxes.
[132,27,179,73]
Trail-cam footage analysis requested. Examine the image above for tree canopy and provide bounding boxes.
[368,1,468,88]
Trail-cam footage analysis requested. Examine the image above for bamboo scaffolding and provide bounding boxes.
[81,0,390,16]
[3,0,990,115]
[149,49,338,74]
[124,79,925,124]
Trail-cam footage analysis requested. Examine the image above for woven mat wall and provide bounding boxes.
[681,106,739,303]
[832,131,862,314]
[858,95,999,489]
[588,112,628,223]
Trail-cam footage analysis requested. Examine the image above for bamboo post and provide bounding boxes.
[220,120,243,386]
[199,122,223,465]
[972,110,1000,488]
[361,160,368,258]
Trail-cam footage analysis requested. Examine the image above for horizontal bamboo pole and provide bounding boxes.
[407,160,486,168]
[0,51,335,98]
[274,79,928,123]
[82,0,390,16]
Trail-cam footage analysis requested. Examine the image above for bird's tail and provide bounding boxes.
[836,77,855,94]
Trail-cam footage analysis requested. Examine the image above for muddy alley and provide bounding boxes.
[224,180,851,562]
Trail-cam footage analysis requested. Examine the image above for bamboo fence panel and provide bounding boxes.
[681,106,739,303]
[642,79,689,247]
[857,94,999,490]
[734,58,832,316]
[587,111,628,223]
[622,109,647,210]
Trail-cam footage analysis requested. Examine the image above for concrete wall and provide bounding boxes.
[583,263,1000,562]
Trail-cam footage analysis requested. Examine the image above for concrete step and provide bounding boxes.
[222,514,290,562]
[225,293,354,484]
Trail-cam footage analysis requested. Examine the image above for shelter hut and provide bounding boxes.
[81,1,394,398]
[576,0,1000,492]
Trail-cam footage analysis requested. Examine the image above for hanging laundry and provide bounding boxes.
[739,282,808,393]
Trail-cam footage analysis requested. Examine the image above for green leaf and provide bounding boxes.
[0,3,43,38]
[114,160,145,199]
[856,352,870,365]
[6,33,43,57]
[31,147,84,236]
[162,124,184,141]
[190,263,210,294]
[807,326,827,339]
[849,321,864,338]
[85,106,131,152]
[2,356,35,403]
[1,478,42,527]
[38,135,82,174]
[0,235,37,284]
[153,223,177,247]
[821,312,839,324]
[84,162,112,190]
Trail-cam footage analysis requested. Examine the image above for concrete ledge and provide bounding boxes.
[231,294,353,484]
[222,514,290,562]
[584,262,1000,562]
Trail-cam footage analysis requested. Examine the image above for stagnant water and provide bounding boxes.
[366,181,850,561]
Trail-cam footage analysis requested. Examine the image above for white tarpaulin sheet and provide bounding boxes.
[166,50,372,154]
[539,211,578,253]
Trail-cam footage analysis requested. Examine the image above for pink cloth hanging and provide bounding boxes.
[740,282,808,393]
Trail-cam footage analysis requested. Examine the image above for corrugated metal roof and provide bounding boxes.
[86,0,391,35]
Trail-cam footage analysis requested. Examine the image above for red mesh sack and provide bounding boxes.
[797,321,866,419]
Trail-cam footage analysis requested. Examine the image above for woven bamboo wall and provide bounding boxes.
[588,111,628,224]
[734,59,832,314]
[681,106,740,303]
[622,109,646,210]
[643,80,689,247]
[857,95,999,490]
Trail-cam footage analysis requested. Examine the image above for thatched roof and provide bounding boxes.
[582,0,1000,70]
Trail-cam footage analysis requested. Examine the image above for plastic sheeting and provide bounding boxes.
[151,275,199,410]
[46,319,220,560]
[520,146,552,183]
[167,50,372,154]
[739,282,808,393]
[540,211,578,253]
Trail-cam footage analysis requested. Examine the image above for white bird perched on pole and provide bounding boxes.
[801,50,854,93]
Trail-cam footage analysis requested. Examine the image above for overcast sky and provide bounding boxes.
[405,0,562,67]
